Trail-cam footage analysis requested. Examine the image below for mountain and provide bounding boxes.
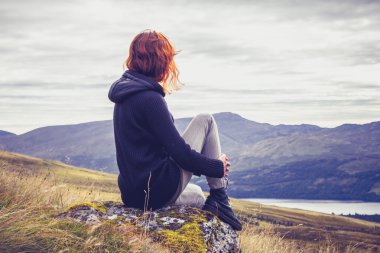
[0,130,16,137]
[233,121,380,170]
[0,120,116,171]
[1,112,379,201]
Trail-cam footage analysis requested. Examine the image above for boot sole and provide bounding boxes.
[203,204,242,231]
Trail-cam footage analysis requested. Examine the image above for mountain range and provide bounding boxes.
[1,112,379,201]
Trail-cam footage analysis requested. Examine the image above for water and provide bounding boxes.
[241,198,380,215]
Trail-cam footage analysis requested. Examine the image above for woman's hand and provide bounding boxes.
[218,153,231,177]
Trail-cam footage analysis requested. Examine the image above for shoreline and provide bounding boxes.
[238,198,380,215]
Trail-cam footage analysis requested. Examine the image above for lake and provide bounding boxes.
[241,198,380,215]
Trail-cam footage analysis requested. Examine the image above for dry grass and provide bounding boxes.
[238,222,370,253]
[240,223,301,253]
[0,151,169,253]
[233,199,380,253]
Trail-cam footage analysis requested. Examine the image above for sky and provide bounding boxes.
[0,0,379,134]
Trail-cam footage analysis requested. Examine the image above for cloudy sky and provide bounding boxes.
[1,0,379,134]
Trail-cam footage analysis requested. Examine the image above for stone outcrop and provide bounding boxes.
[56,201,239,253]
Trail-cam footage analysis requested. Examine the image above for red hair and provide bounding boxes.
[125,29,182,94]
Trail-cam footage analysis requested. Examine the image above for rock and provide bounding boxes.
[56,201,240,253]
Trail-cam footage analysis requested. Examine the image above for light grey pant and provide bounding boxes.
[166,113,228,208]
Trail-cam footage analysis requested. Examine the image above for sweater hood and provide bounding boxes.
[108,70,165,103]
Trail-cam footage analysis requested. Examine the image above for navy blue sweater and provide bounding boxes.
[108,70,224,210]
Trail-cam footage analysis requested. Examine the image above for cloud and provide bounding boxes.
[233,0,380,25]
[1,0,380,133]
[333,81,380,90]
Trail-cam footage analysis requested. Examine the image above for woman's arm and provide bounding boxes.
[144,93,225,178]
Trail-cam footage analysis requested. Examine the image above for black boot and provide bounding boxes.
[202,186,242,231]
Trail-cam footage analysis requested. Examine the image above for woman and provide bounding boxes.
[108,29,242,231]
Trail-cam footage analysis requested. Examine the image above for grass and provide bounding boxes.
[1,150,380,252]
[0,150,168,252]
[232,199,380,252]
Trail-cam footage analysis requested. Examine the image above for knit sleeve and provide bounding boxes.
[144,94,224,178]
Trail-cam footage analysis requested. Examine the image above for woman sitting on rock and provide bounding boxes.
[108,29,242,231]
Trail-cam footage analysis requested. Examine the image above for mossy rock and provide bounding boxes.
[56,201,239,252]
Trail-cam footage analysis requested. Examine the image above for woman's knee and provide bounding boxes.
[193,113,215,126]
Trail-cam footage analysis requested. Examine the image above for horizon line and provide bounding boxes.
[1,111,379,136]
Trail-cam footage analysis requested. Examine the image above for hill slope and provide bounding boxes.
[0,150,379,252]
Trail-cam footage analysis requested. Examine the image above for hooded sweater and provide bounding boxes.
[108,69,225,210]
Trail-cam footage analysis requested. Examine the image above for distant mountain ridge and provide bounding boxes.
[1,112,379,201]
[0,130,16,137]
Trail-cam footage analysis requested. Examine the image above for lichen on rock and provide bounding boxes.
[56,201,239,252]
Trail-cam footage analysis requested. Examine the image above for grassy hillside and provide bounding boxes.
[1,150,379,252]
[233,200,380,252]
